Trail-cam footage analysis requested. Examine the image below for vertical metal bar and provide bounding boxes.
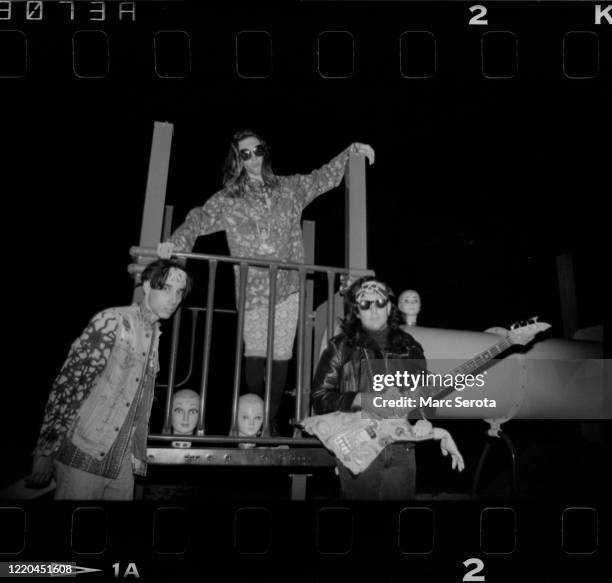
[162,306,182,434]
[160,206,178,434]
[345,151,368,272]
[162,205,174,245]
[262,265,278,437]
[175,309,199,388]
[133,122,175,304]
[140,122,174,250]
[301,221,316,418]
[289,474,309,500]
[293,269,307,434]
[229,263,249,435]
[326,271,335,344]
[197,260,217,436]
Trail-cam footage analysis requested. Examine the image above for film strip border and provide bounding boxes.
[0,2,610,80]
[1,502,610,580]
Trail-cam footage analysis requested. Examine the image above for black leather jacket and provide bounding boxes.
[311,330,431,419]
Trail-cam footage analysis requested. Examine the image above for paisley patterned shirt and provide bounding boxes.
[167,144,359,310]
[34,304,158,460]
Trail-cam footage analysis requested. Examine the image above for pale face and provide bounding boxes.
[144,268,187,322]
[238,136,264,180]
[237,400,264,437]
[357,298,391,331]
[171,395,199,435]
[398,290,421,316]
[355,281,391,332]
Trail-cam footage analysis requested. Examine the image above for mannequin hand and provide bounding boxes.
[412,419,433,438]
[439,432,465,472]
[26,455,54,487]
[157,242,175,259]
[352,143,375,165]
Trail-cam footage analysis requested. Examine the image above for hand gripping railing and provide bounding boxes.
[129,246,374,446]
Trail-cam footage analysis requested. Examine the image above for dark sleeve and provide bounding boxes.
[33,310,120,457]
[311,340,360,414]
[290,144,355,210]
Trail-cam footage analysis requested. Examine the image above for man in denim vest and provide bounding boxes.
[27,259,192,500]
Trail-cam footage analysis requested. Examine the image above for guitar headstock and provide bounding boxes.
[507,317,551,346]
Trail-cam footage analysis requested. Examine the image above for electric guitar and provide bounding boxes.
[409,317,551,405]
[301,318,550,473]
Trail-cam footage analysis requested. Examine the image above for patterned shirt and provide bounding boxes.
[34,304,158,478]
[167,144,359,310]
[54,363,156,479]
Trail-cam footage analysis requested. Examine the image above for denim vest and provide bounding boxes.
[70,305,159,461]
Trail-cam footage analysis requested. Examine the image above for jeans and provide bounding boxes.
[337,444,416,500]
[53,451,134,501]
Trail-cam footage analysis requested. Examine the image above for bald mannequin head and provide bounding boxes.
[171,389,200,435]
[237,393,264,437]
[398,289,421,326]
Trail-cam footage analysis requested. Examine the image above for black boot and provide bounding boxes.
[269,359,289,435]
[244,356,265,397]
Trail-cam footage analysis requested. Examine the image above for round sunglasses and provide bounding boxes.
[356,298,389,311]
[239,144,266,161]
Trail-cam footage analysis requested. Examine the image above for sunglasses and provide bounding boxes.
[239,144,266,161]
[356,298,389,311]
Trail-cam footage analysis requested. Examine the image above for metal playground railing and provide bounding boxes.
[129,247,374,498]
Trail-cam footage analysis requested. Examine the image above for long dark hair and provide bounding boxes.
[340,276,411,353]
[222,129,279,198]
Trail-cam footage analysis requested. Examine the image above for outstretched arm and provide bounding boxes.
[293,142,375,209]
[158,193,227,258]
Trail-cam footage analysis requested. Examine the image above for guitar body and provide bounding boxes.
[300,412,430,475]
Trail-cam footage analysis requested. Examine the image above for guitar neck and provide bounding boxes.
[416,337,514,401]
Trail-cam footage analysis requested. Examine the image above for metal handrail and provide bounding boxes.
[130,246,374,446]
[130,246,374,275]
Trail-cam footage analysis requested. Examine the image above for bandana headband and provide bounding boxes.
[166,267,187,288]
[355,281,389,302]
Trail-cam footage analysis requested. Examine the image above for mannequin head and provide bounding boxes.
[398,289,421,326]
[171,389,200,435]
[237,393,264,437]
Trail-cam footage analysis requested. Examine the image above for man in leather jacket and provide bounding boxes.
[311,277,433,500]
[27,259,192,500]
